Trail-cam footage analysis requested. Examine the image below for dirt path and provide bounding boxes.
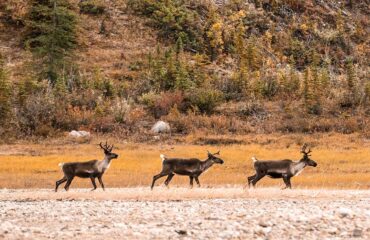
[0,188,369,239]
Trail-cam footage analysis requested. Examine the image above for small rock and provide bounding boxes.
[153,135,160,140]
[254,226,271,236]
[175,230,187,235]
[327,227,337,235]
[352,229,362,238]
[258,219,271,228]
[337,208,352,218]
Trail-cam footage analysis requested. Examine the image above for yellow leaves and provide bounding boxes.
[207,20,224,57]
[300,23,308,32]
[207,21,224,47]
[229,10,246,22]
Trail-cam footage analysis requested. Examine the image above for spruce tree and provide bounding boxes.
[25,0,77,85]
[303,67,313,107]
[0,55,11,124]
[345,58,357,102]
[232,22,249,98]
[364,80,370,105]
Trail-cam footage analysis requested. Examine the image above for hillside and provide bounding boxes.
[0,0,369,141]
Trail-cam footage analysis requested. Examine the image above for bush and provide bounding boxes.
[17,93,56,136]
[186,88,223,114]
[0,0,29,25]
[79,0,106,15]
[128,0,206,52]
[140,91,184,118]
[237,101,267,118]
[112,98,131,124]
[164,106,189,134]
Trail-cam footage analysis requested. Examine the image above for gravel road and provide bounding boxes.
[0,188,369,239]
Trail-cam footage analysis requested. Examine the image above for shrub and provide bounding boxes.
[127,0,206,52]
[90,116,116,133]
[164,106,189,134]
[112,98,131,124]
[140,91,184,118]
[17,93,56,136]
[0,0,29,25]
[186,88,223,114]
[79,0,106,15]
[237,101,266,118]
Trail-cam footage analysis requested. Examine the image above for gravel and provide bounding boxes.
[0,188,369,239]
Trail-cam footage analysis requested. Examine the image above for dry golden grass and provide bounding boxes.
[0,133,369,189]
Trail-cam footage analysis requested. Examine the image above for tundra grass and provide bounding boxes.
[0,133,369,189]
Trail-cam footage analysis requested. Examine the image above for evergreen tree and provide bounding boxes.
[303,66,322,114]
[231,22,249,98]
[175,37,184,56]
[25,0,77,85]
[302,67,313,106]
[364,80,370,105]
[345,58,357,101]
[0,55,11,124]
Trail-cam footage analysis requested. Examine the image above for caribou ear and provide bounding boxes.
[214,150,220,155]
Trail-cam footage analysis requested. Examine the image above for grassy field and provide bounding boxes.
[0,133,369,189]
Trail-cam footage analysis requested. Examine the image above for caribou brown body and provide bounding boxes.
[247,144,317,189]
[151,151,224,189]
[55,142,118,192]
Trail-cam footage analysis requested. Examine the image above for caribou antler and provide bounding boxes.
[99,141,113,152]
[301,143,311,155]
[207,150,220,156]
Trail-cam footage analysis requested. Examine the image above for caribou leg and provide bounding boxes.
[55,176,67,192]
[189,176,194,188]
[195,177,201,187]
[251,172,265,187]
[282,176,292,189]
[64,177,74,191]
[90,177,97,191]
[164,173,175,187]
[98,176,105,191]
[247,174,256,188]
[151,172,169,190]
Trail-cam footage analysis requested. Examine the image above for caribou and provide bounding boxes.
[55,142,118,192]
[151,151,224,190]
[247,144,317,189]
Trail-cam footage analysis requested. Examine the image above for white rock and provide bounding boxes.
[151,121,170,133]
[68,130,91,138]
[337,208,352,218]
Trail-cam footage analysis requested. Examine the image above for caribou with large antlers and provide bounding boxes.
[247,144,317,189]
[151,151,224,190]
[55,142,118,192]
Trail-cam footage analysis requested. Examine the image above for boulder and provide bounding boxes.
[151,121,170,133]
[68,130,91,138]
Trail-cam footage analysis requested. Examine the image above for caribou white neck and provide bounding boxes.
[201,158,214,172]
[97,156,112,171]
[291,161,306,176]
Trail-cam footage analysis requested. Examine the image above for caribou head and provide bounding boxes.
[300,144,317,167]
[99,141,119,160]
[207,150,224,164]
